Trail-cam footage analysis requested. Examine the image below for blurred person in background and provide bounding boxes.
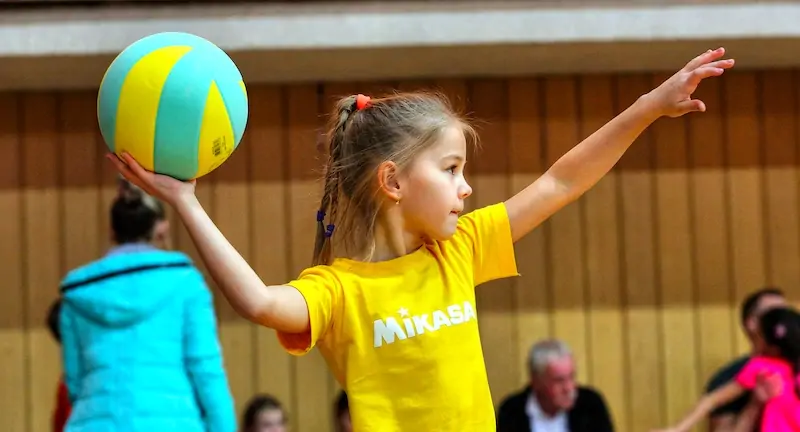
[58,179,236,432]
[705,287,788,432]
[334,391,352,432]
[497,339,614,432]
[240,394,289,432]
[48,299,71,432]
[49,177,172,431]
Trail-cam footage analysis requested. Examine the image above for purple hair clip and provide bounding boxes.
[325,224,335,238]
[317,210,325,222]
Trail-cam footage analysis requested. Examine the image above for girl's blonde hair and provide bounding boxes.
[312,91,475,266]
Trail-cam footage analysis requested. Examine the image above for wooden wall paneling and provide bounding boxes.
[358,81,399,102]
[60,91,102,272]
[687,78,736,393]
[507,78,550,386]
[287,84,331,432]
[396,80,435,92]
[22,92,62,432]
[542,76,589,381]
[723,72,765,355]
[469,79,518,404]
[578,75,627,426]
[211,107,257,416]
[249,86,294,412]
[761,71,800,296]
[615,74,663,431]
[0,93,27,432]
[435,79,469,115]
[650,74,699,424]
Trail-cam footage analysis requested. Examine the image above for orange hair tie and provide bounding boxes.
[355,94,371,110]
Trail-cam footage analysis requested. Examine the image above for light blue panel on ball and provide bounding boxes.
[205,46,249,148]
[98,32,210,153]
[153,48,214,180]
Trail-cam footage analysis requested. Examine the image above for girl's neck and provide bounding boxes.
[368,208,424,262]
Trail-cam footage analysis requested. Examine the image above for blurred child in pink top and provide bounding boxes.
[652,306,800,432]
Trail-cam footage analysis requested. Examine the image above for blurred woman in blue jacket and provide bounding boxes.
[59,179,237,432]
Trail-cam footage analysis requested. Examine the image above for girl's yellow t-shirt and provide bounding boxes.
[278,202,519,432]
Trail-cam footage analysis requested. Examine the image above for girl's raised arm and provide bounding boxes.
[108,153,311,334]
[505,48,734,243]
[651,381,745,432]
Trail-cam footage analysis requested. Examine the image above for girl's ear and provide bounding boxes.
[376,160,401,202]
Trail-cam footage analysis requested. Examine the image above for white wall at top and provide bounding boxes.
[1,0,799,90]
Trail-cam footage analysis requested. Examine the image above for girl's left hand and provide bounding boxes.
[644,47,735,118]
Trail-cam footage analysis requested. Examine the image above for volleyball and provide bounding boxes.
[97,32,248,180]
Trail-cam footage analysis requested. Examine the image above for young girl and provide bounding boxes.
[652,306,800,432]
[109,48,733,431]
[240,394,289,432]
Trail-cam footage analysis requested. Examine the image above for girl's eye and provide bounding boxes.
[447,165,458,175]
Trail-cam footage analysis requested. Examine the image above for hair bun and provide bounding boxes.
[117,178,145,204]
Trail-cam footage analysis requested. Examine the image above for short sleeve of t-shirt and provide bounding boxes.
[276,265,341,356]
[452,202,519,286]
[736,356,783,389]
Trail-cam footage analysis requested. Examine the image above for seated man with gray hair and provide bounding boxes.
[497,339,614,432]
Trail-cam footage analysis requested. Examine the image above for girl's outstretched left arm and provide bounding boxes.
[504,47,734,242]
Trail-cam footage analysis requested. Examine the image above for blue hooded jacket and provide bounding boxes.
[59,246,236,432]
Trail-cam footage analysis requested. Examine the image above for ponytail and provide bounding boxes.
[312,95,369,266]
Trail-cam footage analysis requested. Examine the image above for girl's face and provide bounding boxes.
[253,408,287,432]
[396,125,473,242]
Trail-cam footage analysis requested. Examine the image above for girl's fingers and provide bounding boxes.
[121,152,150,178]
[686,65,726,88]
[674,98,706,116]
[704,59,735,70]
[105,153,159,197]
[683,47,726,71]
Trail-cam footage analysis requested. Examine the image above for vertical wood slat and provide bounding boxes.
[724,72,765,356]
[688,77,736,398]
[615,74,663,432]
[761,71,800,297]
[249,85,294,411]
[578,75,627,426]
[7,69,800,432]
[542,76,589,382]
[0,93,27,432]
[60,92,102,269]
[22,93,63,432]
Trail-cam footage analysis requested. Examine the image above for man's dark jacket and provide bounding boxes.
[496,386,614,432]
